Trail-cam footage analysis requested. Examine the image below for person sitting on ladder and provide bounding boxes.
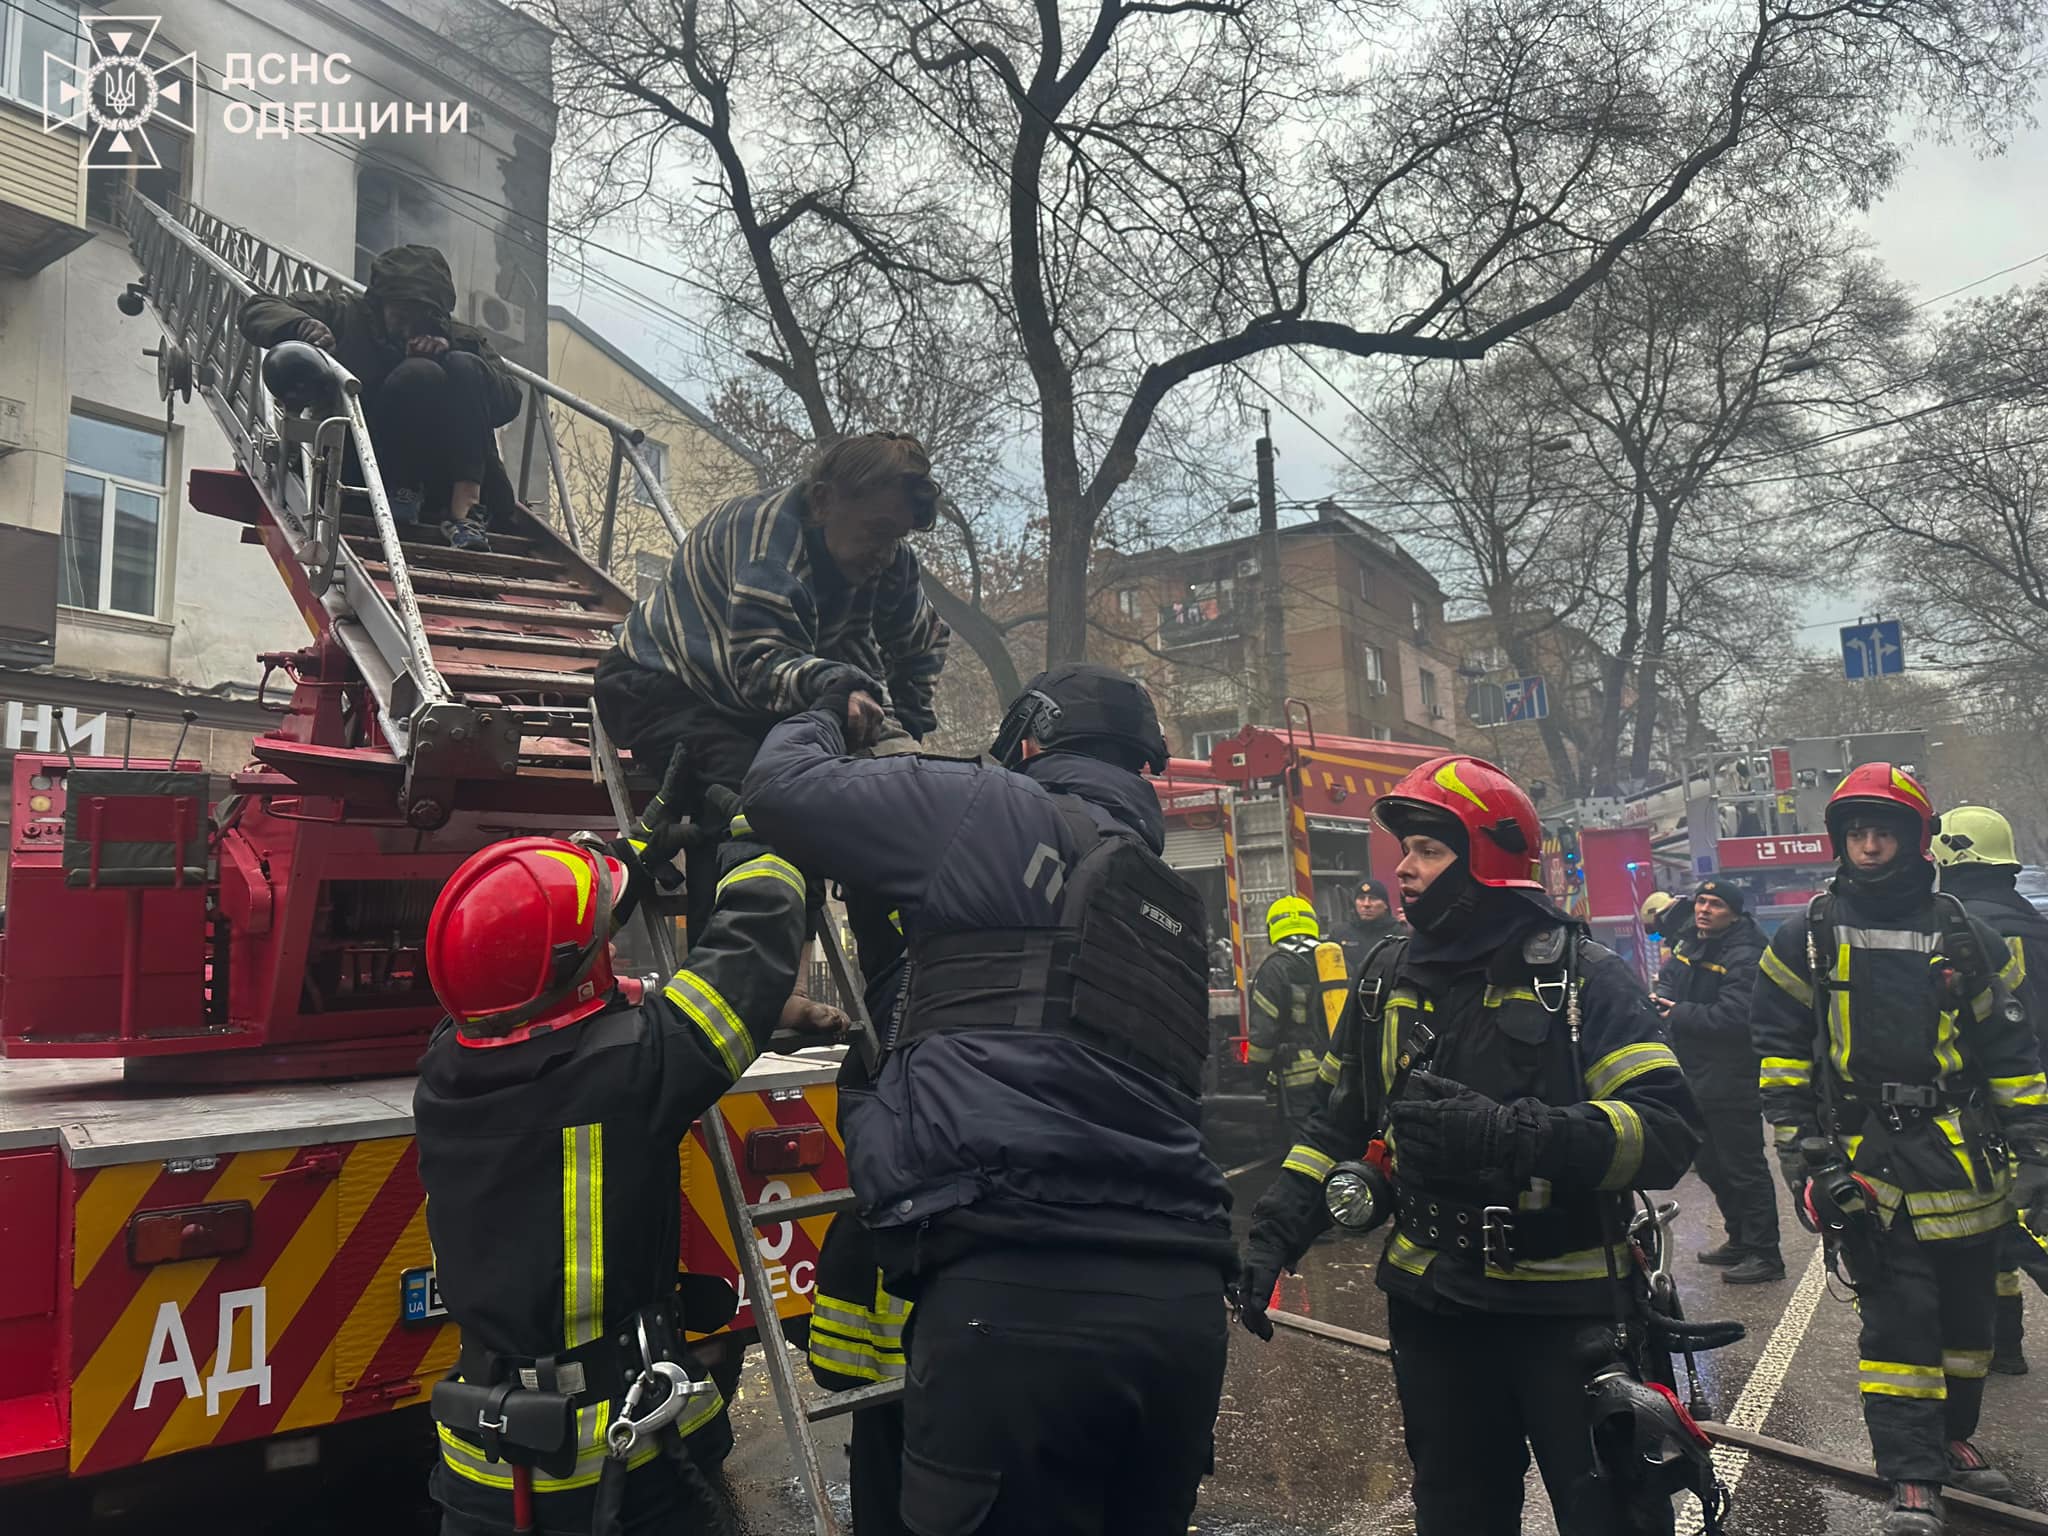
[238,244,518,552]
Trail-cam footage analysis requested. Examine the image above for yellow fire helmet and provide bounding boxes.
[1265,895,1320,945]
[1639,891,1679,929]
[1933,805,2020,869]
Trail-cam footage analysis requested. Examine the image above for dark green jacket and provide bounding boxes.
[237,244,520,424]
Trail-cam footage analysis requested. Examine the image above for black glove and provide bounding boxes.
[1386,1071,1546,1186]
[2012,1154,2048,1234]
[1777,1147,1819,1233]
[1233,1248,1283,1341]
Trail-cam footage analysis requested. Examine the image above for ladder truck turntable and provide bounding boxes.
[0,193,870,1532]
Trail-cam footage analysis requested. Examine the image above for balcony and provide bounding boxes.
[0,101,90,276]
[1158,594,1246,648]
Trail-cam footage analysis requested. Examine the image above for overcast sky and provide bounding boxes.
[556,89,2048,659]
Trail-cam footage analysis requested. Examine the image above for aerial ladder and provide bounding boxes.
[37,189,886,1534]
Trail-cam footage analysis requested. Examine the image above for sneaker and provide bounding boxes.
[1879,1481,1945,1536]
[387,486,423,526]
[1943,1439,2016,1501]
[1697,1243,1744,1266]
[442,518,490,552]
[1721,1254,1787,1285]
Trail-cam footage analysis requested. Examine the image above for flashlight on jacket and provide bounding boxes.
[1324,1139,1395,1234]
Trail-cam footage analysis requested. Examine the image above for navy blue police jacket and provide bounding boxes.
[742,708,1236,1292]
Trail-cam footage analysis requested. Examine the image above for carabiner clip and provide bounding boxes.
[605,1360,714,1460]
[1533,974,1567,1014]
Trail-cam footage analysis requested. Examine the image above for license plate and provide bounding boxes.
[401,1266,446,1324]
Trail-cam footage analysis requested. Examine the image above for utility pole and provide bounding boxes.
[1256,412,1286,719]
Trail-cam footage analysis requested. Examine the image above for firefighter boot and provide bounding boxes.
[1697,1242,1743,1267]
[1879,1482,1945,1536]
[1990,1293,2027,1375]
[1944,1440,2016,1501]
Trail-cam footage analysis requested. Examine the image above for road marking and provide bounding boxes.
[1677,1241,1830,1535]
[1222,1152,1280,1180]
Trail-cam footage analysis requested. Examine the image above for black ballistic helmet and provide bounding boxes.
[992,663,1170,774]
[261,339,343,413]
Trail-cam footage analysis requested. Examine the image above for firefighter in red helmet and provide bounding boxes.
[1242,755,1704,1534]
[1751,764,2048,1535]
[414,819,837,1536]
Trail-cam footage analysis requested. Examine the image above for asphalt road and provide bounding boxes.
[21,1121,2048,1535]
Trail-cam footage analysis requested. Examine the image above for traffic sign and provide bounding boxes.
[1840,620,1904,681]
[1502,676,1549,721]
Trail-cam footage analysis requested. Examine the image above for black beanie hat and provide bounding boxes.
[1692,878,1746,915]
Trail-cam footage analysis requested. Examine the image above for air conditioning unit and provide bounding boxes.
[1429,706,1447,720]
[1362,679,1388,697]
[469,291,530,349]
[1237,558,1260,578]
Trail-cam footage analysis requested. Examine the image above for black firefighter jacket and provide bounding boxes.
[1751,874,2048,1245]
[414,834,806,1525]
[1249,938,1326,1094]
[1657,915,1766,1107]
[1250,909,1700,1317]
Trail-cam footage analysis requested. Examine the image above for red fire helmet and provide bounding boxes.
[1374,755,1543,890]
[1824,762,1935,857]
[425,836,629,1042]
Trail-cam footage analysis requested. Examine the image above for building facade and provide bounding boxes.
[546,308,762,585]
[0,0,553,868]
[1096,503,1465,759]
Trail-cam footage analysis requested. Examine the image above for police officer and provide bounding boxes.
[1250,897,1331,1122]
[1932,806,2048,1374]
[415,822,833,1535]
[1340,877,1406,973]
[744,663,1234,1535]
[1752,766,2048,1535]
[1242,755,1701,1536]
[1656,880,1782,1284]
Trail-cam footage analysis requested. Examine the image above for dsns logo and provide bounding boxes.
[1140,901,1185,937]
[41,16,195,172]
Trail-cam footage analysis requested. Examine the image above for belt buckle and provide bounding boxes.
[1482,1205,1515,1270]
[1880,1083,1937,1109]
[1533,975,1567,1014]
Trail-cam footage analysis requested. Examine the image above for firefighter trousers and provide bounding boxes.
[1856,1219,1999,1483]
[1386,1297,1673,1536]
[898,1253,1226,1536]
[1690,1102,1780,1260]
[1993,1214,2047,1364]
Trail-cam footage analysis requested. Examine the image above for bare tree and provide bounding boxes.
[1518,220,1912,786]
[1839,278,2048,713]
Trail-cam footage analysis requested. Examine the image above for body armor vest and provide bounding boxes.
[897,795,1212,1098]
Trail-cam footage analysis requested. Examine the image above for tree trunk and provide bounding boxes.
[1043,503,1093,666]
[1628,500,1680,782]
[920,572,1024,701]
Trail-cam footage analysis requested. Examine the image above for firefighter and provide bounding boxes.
[1656,880,1782,1284]
[1241,755,1702,1536]
[1250,896,1330,1121]
[744,663,1234,1536]
[414,822,838,1536]
[1751,766,2048,1535]
[1932,805,2048,1374]
[1339,876,1406,973]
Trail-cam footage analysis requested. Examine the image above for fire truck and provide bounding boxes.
[0,194,850,1517]
[1149,710,1440,1108]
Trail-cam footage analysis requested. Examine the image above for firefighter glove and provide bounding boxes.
[1387,1071,1546,1186]
[1777,1147,1819,1233]
[1233,1247,1282,1342]
[2012,1152,2048,1233]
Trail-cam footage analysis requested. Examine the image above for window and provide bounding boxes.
[635,438,670,506]
[62,412,165,617]
[1359,642,1385,684]
[355,166,447,285]
[78,31,193,226]
[1410,596,1429,639]
[1116,587,1140,619]
[1,0,79,108]
[1418,668,1440,716]
[1190,728,1238,760]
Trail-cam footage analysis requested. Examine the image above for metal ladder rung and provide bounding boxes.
[807,1380,903,1423]
[747,1187,855,1224]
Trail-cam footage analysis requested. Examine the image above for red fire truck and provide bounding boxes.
[0,195,846,1508]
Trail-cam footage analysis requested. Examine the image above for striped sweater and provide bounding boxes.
[617,483,950,734]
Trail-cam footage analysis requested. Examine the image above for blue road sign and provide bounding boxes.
[1840,620,1905,681]
[1502,676,1549,722]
